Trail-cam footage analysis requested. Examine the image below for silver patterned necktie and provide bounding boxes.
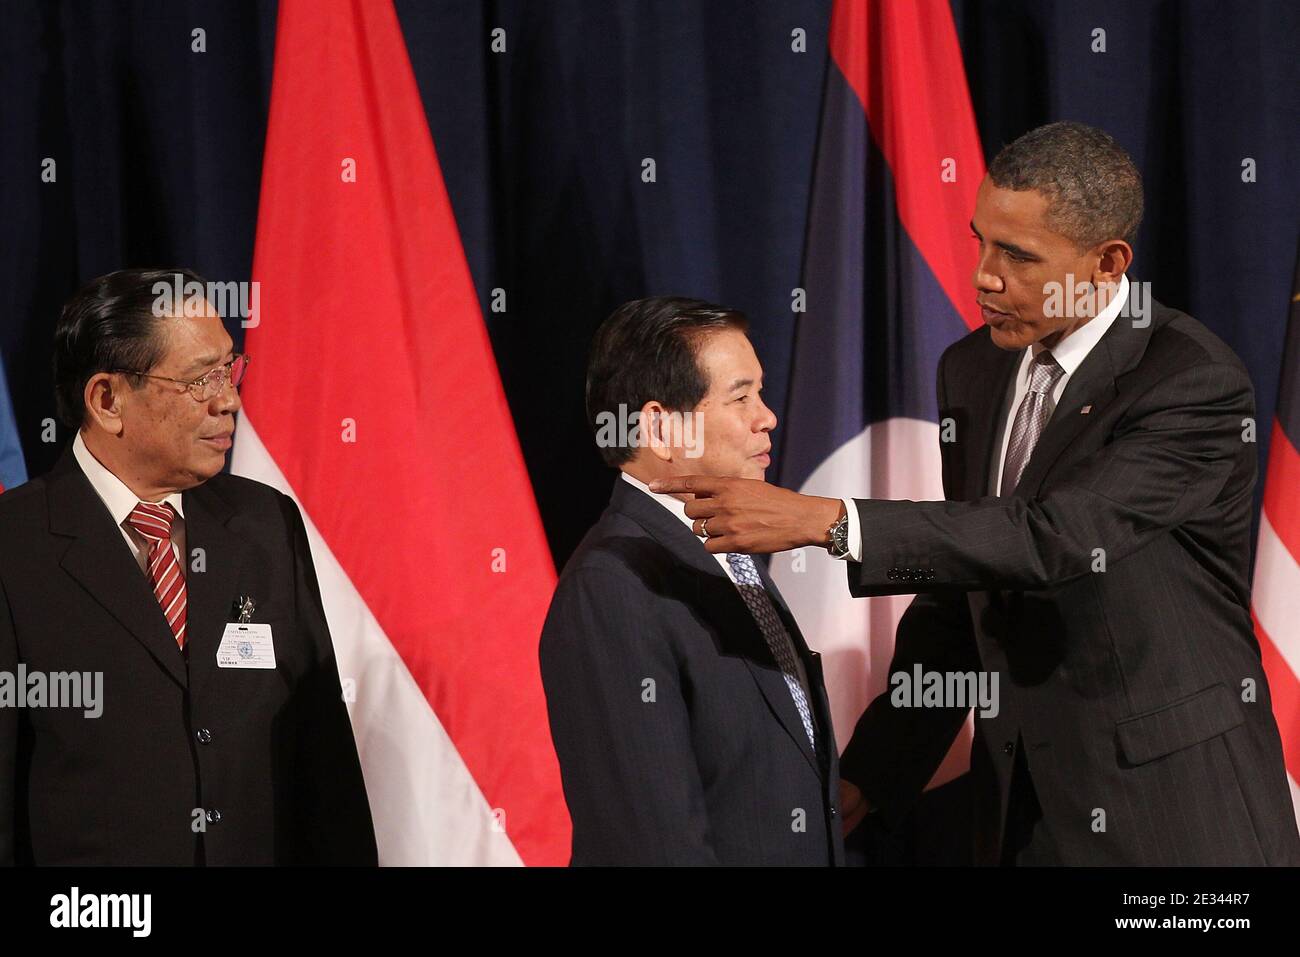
[726,552,817,749]
[1000,350,1066,496]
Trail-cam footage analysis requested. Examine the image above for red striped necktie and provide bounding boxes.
[126,501,187,649]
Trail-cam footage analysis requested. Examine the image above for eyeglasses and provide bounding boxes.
[112,354,250,402]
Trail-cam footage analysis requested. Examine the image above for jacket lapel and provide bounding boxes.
[1009,351,1116,499]
[47,448,188,689]
[1012,308,1156,500]
[610,479,821,774]
[183,479,250,700]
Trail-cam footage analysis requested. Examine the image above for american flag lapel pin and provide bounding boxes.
[1080,405,1092,414]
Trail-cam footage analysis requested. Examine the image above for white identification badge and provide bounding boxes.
[216,622,277,669]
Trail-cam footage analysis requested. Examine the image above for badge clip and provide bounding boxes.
[234,596,256,624]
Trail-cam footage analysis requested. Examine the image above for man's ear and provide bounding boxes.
[1086,238,1133,315]
[83,372,127,437]
[640,400,674,464]
[1091,238,1133,289]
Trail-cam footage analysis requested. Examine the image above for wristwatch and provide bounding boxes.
[827,511,850,559]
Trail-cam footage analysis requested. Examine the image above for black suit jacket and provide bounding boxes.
[0,446,377,865]
[840,298,1300,865]
[540,477,844,865]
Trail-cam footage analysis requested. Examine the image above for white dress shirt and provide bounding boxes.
[621,470,735,580]
[72,431,187,577]
[619,470,813,697]
[838,274,1130,562]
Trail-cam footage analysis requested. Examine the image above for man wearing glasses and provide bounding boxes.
[0,268,376,865]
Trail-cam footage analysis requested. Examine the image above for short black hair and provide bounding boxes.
[988,121,1144,248]
[585,296,748,467]
[53,267,209,427]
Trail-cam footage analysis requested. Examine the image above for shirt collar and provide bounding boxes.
[619,471,736,574]
[72,431,186,527]
[1031,273,1129,378]
[619,469,696,533]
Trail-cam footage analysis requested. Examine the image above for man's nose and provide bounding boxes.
[973,251,1004,293]
[212,378,242,414]
[758,400,777,433]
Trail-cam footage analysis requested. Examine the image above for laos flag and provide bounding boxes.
[771,0,985,808]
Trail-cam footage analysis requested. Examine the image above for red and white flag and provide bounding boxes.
[232,0,570,865]
[1253,264,1300,829]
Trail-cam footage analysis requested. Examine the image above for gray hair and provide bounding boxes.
[988,121,1144,248]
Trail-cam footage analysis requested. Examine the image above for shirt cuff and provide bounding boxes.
[837,497,862,563]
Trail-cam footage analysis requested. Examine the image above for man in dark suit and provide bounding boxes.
[0,268,376,865]
[651,122,1300,865]
[540,297,844,865]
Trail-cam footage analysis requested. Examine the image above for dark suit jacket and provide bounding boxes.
[840,298,1300,866]
[540,477,844,865]
[0,446,377,865]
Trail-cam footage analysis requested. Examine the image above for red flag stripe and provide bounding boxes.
[1255,425,1300,789]
[1263,420,1300,567]
[1255,612,1300,782]
[829,0,985,331]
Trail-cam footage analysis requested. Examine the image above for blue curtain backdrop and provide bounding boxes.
[2,0,1297,860]
[4,0,1295,560]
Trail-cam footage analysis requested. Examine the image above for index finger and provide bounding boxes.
[648,475,723,497]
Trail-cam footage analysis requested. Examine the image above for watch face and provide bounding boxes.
[830,517,849,557]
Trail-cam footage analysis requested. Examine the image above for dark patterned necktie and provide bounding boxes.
[1000,351,1065,496]
[726,552,816,749]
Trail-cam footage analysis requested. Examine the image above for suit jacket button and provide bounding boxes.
[196,728,213,745]
[1002,741,1014,756]
[830,805,838,818]
[206,809,222,824]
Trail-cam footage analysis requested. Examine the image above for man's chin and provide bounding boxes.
[191,450,228,483]
[989,324,1032,351]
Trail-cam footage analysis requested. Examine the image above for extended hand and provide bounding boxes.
[648,475,844,554]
